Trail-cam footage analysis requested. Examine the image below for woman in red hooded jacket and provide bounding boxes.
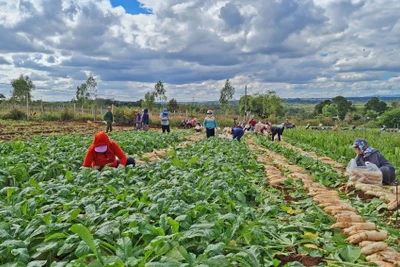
[82,132,135,170]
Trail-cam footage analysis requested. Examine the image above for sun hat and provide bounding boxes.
[95,145,107,153]
[350,138,372,153]
[207,110,213,114]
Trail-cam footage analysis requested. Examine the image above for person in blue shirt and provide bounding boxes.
[231,125,245,141]
[160,108,171,133]
[203,110,218,138]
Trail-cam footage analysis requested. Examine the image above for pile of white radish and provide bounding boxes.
[353,183,400,211]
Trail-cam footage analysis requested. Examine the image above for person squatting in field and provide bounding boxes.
[82,132,135,170]
[142,108,149,132]
[104,106,113,133]
[266,123,285,141]
[351,138,396,185]
[160,108,171,133]
[203,110,218,138]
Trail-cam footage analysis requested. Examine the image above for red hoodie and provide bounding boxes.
[83,132,127,169]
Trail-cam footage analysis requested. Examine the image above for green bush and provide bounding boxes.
[2,108,26,120]
[60,108,74,121]
[379,108,400,128]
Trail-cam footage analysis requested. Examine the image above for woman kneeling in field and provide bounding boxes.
[82,132,135,170]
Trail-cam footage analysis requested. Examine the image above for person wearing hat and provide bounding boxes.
[142,108,150,132]
[82,132,135,170]
[104,106,113,133]
[351,138,396,185]
[203,110,218,138]
[248,116,257,131]
[160,108,171,133]
[135,109,142,131]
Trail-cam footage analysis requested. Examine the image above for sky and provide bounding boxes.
[0,0,400,102]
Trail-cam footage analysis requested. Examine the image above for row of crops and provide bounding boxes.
[1,129,399,266]
[283,128,400,173]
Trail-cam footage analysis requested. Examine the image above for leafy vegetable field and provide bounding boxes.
[1,129,399,266]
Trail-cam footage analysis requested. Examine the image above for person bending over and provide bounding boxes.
[82,132,135,170]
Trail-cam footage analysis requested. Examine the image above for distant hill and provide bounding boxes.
[284,96,400,104]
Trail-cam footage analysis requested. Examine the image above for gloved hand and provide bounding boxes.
[117,164,125,168]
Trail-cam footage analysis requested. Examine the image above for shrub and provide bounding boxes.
[2,108,26,120]
[60,108,75,121]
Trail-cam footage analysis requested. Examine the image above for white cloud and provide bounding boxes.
[0,0,399,102]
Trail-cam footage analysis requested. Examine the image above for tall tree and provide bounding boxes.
[0,93,5,103]
[154,80,167,105]
[314,100,332,115]
[219,78,235,110]
[10,74,35,103]
[167,98,179,112]
[75,75,97,105]
[332,96,354,120]
[364,97,387,114]
[322,104,338,118]
[262,90,285,119]
[143,92,156,110]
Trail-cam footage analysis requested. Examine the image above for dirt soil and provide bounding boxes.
[275,254,324,267]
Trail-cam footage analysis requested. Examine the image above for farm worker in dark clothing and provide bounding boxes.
[104,106,113,133]
[267,123,285,141]
[160,108,171,133]
[203,110,218,138]
[351,138,396,185]
[135,109,142,131]
[82,132,135,170]
[142,108,150,132]
[231,126,245,141]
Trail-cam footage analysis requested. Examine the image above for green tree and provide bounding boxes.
[238,95,254,115]
[364,97,387,114]
[379,108,400,128]
[391,101,399,109]
[75,75,97,105]
[10,74,35,103]
[262,91,285,120]
[143,92,156,111]
[219,78,235,111]
[0,93,5,103]
[314,100,332,115]
[154,80,167,106]
[322,104,338,118]
[167,98,179,112]
[332,96,354,120]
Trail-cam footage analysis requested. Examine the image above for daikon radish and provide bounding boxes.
[361,242,388,255]
[330,222,356,229]
[345,230,388,244]
[335,215,364,223]
[359,240,374,247]
[387,199,400,211]
[343,223,376,234]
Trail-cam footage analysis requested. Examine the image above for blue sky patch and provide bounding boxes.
[382,73,391,81]
[110,0,151,14]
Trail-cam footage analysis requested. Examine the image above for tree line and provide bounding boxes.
[1,74,399,127]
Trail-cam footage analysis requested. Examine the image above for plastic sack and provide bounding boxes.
[347,159,382,185]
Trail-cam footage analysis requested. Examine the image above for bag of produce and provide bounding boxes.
[347,159,382,185]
